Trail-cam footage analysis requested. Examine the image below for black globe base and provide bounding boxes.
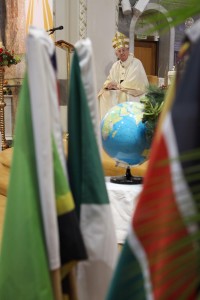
[110,166,143,185]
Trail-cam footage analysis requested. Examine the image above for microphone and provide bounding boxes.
[47,26,64,34]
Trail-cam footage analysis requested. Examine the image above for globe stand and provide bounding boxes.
[110,166,143,185]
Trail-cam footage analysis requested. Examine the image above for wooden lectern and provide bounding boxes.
[55,40,74,81]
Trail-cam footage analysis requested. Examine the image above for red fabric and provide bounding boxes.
[132,122,198,300]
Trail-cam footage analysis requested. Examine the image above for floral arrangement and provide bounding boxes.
[0,46,21,67]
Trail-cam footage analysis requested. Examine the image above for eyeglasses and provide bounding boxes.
[116,48,129,55]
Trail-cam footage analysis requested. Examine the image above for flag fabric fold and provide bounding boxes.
[106,38,200,300]
[67,38,118,300]
[0,27,87,299]
[75,38,102,151]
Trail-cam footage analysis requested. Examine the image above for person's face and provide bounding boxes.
[115,47,129,62]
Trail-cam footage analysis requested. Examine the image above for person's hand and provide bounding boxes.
[106,82,119,90]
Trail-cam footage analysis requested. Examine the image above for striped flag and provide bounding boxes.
[67,39,118,300]
[0,27,87,299]
[106,38,200,299]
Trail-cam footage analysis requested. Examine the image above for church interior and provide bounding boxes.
[0,0,200,299]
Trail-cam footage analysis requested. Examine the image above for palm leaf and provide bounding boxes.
[145,0,200,33]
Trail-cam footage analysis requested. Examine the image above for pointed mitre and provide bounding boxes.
[112,31,129,49]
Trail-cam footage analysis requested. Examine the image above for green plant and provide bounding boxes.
[140,85,166,145]
[147,0,200,32]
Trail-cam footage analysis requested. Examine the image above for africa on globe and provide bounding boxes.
[101,102,149,166]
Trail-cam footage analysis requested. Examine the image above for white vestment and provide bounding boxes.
[98,55,149,120]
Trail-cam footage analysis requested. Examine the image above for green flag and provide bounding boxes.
[68,40,118,300]
[0,75,54,299]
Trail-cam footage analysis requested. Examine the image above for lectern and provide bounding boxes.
[55,40,74,81]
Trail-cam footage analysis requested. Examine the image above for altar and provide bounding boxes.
[105,177,143,244]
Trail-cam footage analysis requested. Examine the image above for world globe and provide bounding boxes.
[101,102,149,167]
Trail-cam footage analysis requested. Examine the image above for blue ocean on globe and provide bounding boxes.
[101,102,149,166]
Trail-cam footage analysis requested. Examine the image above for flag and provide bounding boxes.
[26,27,87,278]
[67,39,118,300]
[106,38,200,300]
[0,27,87,299]
[0,74,54,300]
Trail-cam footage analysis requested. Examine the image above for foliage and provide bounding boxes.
[141,0,200,145]
[140,85,166,144]
[147,0,200,32]
[0,47,21,67]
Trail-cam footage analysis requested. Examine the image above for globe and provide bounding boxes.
[101,102,149,168]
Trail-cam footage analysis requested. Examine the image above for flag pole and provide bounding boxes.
[50,269,63,300]
[68,268,78,300]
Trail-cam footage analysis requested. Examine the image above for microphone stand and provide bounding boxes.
[47,26,64,35]
[48,30,55,35]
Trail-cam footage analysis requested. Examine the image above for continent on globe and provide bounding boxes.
[101,102,149,166]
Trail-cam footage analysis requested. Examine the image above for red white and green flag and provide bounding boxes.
[106,39,200,300]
